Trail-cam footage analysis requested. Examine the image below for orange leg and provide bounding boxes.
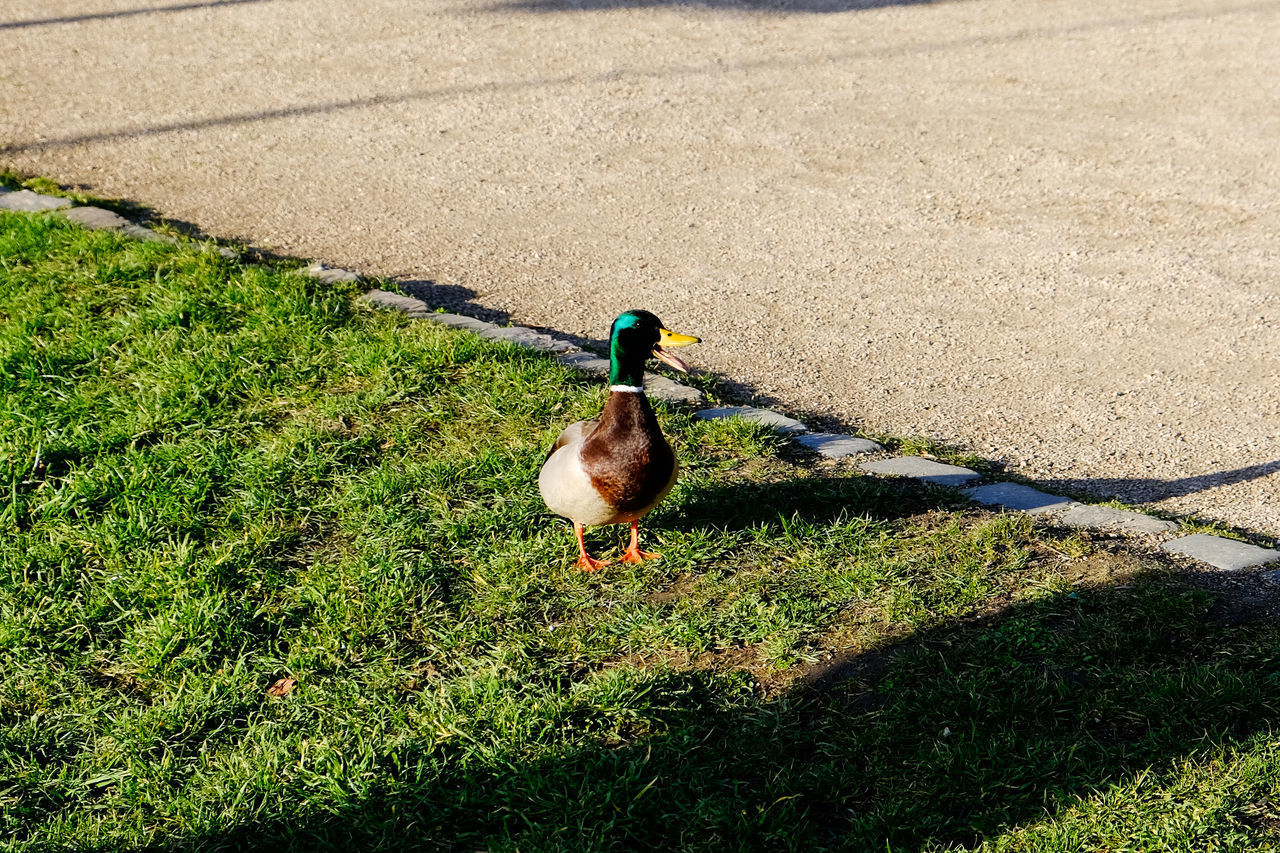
[574,521,609,572]
[619,520,661,563]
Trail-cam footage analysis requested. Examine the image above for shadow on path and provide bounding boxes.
[1056,461,1280,505]
[0,0,276,31]
[4,1,1275,153]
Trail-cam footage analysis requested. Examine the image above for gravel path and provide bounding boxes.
[3,0,1277,536]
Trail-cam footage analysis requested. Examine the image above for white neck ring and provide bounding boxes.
[609,384,645,393]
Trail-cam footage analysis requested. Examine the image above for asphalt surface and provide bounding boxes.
[3,0,1277,536]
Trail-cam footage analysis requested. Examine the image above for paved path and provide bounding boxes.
[3,0,1277,536]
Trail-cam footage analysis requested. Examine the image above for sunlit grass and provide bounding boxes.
[3,209,1280,851]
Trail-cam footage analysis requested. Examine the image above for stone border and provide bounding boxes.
[360,289,706,405]
[0,187,238,257]
[6,187,1276,573]
[360,291,1280,572]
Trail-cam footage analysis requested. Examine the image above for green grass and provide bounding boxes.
[3,209,1280,851]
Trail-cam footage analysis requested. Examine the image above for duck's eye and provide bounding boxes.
[617,326,647,350]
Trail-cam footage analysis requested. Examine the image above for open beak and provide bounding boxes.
[652,328,700,373]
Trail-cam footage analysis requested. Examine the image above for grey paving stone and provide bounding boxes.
[961,481,1076,512]
[359,289,432,317]
[1057,504,1178,535]
[479,325,576,353]
[123,222,179,244]
[423,313,496,333]
[305,262,361,284]
[58,206,178,245]
[642,373,704,405]
[0,189,73,212]
[60,205,129,230]
[795,432,883,458]
[694,406,808,434]
[863,456,981,487]
[1160,534,1280,571]
[556,351,611,376]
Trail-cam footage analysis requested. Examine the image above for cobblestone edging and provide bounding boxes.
[356,294,1280,573]
[6,188,1276,574]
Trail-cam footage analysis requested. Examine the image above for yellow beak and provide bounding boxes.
[653,328,700,372]
[659,329,700,347]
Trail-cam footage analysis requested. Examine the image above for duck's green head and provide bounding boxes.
[607,310,700,387]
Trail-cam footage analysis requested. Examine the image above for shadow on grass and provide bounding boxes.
[671,469,965,532]
[396,279,512,325]
[146,495,1280,850]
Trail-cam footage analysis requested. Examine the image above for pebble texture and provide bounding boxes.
[1160,534,1280,571]
[694,406,808,434]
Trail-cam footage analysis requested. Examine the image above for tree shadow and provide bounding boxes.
[6,2,1268,155]
[0,0,276,31]
[396,279,512,325]
[1047,461,1280,506]
[143,558,1280,851]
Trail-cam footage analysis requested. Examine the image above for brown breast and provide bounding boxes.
[580,391,676,515]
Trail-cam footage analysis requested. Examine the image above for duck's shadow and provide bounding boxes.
[570,457,960,565]
[665,467,963,532]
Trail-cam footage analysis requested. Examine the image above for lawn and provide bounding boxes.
[2,207,1280,851]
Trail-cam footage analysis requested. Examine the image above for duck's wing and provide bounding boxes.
[543,419,599,464]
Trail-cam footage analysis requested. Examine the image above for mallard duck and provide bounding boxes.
[539,310,699,571]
